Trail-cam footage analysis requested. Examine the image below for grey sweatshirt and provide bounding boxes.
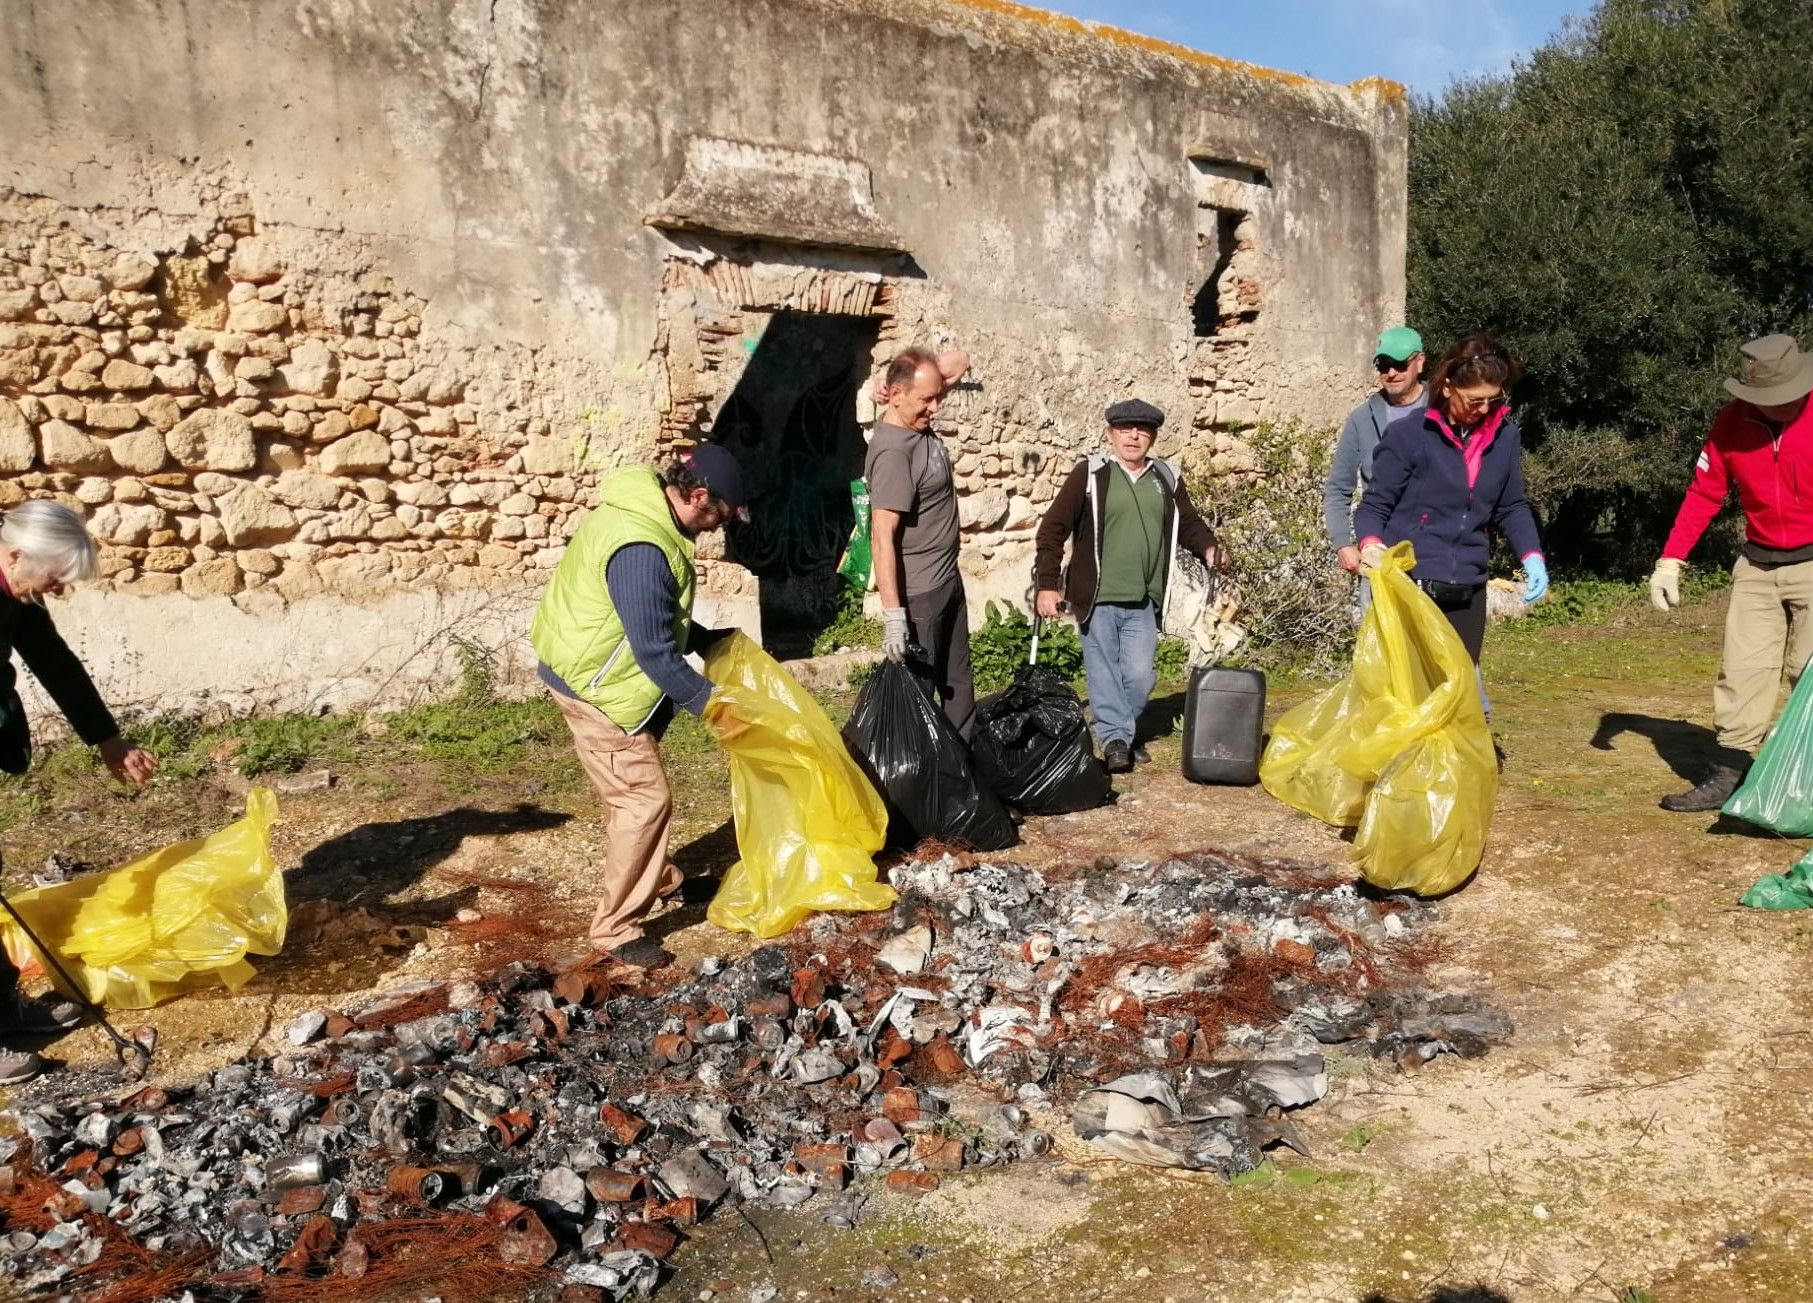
[1322,389,1429,548]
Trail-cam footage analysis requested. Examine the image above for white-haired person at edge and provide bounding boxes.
[0,499,158,1084]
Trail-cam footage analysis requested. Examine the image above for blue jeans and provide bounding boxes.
[1082,600,1159,749]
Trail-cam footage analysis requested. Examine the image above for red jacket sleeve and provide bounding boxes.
[1661,419,1732,561]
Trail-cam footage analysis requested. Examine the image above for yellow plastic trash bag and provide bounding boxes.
[1259,543,1497,895]
[703,632,894,938]
[0,788,286,1008]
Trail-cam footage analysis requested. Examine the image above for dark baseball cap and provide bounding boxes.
[1104,397,1165,430]
[681,443,749,520]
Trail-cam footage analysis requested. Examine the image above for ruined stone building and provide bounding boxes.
[0,0,1406,717]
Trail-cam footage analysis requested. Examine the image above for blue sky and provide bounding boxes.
[1039,1,1594,96]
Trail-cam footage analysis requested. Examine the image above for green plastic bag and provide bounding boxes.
[0,789,287,1008]
[1741,851,1813,910]
[1260,542,1498,895]
[837,478,872,590]
[1722,664,1813,835]
[704,632,894,937]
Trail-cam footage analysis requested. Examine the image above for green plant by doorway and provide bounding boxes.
[970,602,1085,692]
[811,585,881,655]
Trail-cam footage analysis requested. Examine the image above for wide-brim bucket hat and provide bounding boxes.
[1724,334,1813,406]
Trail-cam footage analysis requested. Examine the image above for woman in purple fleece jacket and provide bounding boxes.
[1352,333,1548,669]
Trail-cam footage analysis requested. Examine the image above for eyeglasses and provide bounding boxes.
[1374,356,1415,374]
[1450,390,1505,411]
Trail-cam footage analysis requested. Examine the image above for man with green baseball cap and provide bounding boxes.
[1323,326,1429,577]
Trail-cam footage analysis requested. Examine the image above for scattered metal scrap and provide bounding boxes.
[1,848,1509,1300]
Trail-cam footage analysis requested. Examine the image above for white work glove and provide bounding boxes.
[1358,541,1386,572]
[1649,557,1683,612]
[881,607,910,662]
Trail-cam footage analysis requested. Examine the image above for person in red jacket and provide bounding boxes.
[1650,334,1813,811]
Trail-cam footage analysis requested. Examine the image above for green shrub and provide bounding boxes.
[812,584,881,655]
[1408,0,1813,574]
[970,601,1085,693]
[229,713,356,776]
[1192,420,1355,674]
[1153,637,1191,684]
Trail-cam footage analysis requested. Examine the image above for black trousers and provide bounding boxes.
[905,577,975,741]
[1424,582,1488,664]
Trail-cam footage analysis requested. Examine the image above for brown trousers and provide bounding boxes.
[550,691,682,952]
[1715,555,1813,753]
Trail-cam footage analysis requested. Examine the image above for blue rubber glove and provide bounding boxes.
[1521,554,1549,604]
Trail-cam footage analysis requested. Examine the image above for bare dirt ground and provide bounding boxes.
[7,590,1812,1302]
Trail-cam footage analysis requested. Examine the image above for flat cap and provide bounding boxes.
[1104,398,1165,430]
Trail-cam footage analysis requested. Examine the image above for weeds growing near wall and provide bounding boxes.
[968,601,1192,695]
[970,602,1085,693]
[811,585,881,656]
[1193,420,1355,674]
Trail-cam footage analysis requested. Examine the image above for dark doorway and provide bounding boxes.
[711,310,880,657]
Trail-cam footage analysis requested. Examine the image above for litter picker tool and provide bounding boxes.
[1025,571,1061,668]
[0,853,153,1079]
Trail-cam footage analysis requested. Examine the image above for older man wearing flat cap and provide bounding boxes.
[1035,398,1222,773]
[1650,334,1813,812]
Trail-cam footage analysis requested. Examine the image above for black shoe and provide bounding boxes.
[2,990,83,1035]
[601,938,675,970]
[1660,761,1750,813]
[1104,741,1133,774]
[1130,744,1152,766]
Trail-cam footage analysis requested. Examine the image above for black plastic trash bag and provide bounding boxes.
[972,666,1113,814]
[842,660,1018,851]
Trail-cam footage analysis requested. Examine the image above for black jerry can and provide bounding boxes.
[1182,666,1267,785]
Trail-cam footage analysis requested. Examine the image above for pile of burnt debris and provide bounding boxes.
[1,849,1510,1302]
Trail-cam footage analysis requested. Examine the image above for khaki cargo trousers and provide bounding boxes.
[550,691,682,952]
[1715,555,1813,753]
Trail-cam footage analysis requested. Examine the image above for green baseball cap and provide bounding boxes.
[1375,327,1423,362]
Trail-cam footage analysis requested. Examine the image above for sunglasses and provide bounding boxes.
[1450,390,1505,411]
[1374,356,1416,374]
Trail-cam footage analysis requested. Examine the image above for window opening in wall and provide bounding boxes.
[1191,208,1251,338]
[708,310,881,657]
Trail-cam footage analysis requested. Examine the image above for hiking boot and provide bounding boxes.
[1130,743,1152,766]
[1660,757,1751,813]
[0,1046,45,1086]
[1103,740,1133,774]
[3,990,83,1035]
[600,937,674,970]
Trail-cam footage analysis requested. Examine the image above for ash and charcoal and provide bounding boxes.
[1,848,1508,1301]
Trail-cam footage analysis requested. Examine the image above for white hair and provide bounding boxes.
[0,499,100,585]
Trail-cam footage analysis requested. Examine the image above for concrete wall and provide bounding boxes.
[0,0,1406,723]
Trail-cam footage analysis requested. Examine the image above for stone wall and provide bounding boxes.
[0,0,1406,721]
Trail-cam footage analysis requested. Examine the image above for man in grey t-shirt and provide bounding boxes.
[866,346,974,739]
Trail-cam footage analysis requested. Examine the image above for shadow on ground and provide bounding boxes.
[286,803,571,905]
[672,817,737,881]
[1360,1289,1514,1303]
[1589,710,1716,782]
[649,818,738,943]
[1135,690,1187,746]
